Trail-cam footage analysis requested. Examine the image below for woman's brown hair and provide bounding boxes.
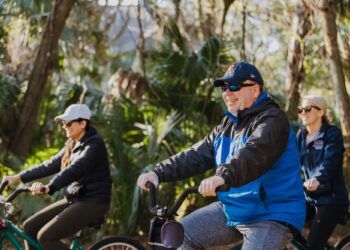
[60,119,90,169]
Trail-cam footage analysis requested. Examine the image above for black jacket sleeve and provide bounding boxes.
[216,110,290,187]
[47,138,107,194]
[19,149,64,183]
[153,125,221,182]
[314,126,345,186]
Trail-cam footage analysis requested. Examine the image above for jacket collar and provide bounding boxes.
[226,91,274,123]
[300,122,330,142]
[72,126,98,151]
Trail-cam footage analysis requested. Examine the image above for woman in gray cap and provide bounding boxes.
[2,104,112,250]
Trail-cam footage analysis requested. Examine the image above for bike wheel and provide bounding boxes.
[335,235,350,250]
[89,236,145,250]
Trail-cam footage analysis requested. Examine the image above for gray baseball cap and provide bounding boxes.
[55,104,91,122]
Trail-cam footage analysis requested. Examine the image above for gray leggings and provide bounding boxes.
[23,198,109,250]
[179,202,293,250]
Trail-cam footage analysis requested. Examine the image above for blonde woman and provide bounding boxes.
[296,96,349,249]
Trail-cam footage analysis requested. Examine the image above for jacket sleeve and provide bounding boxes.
[47,139,107,194]
[313,126,345,188]
[295,129,307,182]
[153,124,221,182]
[19,149,64,183]
[216,110,290,187]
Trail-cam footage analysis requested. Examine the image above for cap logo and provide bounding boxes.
[225,64,236,76]
[251,74,256,78]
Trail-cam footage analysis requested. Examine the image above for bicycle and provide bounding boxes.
[0,181,145,250]
[144,182,350,250]
[144,182,235,250]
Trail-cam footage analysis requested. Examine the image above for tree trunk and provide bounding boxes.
[9,0,75,157]
[173,0,181,21]
[318,1,350,187]
[285,2,312,120]
[221,0,236,36]
[339,32,350,88]
[240,0,247,61]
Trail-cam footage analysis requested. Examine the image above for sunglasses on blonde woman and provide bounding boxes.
[297,105,321,114]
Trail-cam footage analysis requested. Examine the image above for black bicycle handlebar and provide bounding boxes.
[303,183,326,192]
[146,182,157,209]
[4,186,47,203]
[145,182,230,217]
[0,180,9,195]
[6,187,30,202]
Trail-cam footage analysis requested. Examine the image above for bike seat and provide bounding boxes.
[88,217,105,230]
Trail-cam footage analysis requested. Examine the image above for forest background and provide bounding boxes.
[1,0,350,246]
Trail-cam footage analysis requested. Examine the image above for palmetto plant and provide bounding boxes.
[92,19,233,236]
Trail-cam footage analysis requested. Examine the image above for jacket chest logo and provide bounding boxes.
[312,140,323,150]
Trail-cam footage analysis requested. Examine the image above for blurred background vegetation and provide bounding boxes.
[0,0,350,245]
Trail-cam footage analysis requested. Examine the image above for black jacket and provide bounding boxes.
[20,127,112,204]
[296,123,349,206]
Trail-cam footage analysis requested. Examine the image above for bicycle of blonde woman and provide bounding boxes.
[0,181,145,250]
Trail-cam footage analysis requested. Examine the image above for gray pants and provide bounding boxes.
[23,198,109,250]
[179,202,293,250]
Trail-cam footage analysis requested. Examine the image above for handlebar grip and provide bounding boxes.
[39,186,47,193]
[303,183,326,192]
[146,182,157,209]
[0,180,9,194]
[215,184,230,192]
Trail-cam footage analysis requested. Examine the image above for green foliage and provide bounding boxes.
[23,147,60,169]
[2,0,350,241]
[0,75,20,149]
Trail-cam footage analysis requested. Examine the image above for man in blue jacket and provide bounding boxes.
[138,62,306,249]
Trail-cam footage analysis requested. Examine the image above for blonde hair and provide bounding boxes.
[302,95,332,123]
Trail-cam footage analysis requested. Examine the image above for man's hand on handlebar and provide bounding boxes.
[137,171,159,191]
[199,176,225,197]
[303,178,320,191]
[29,182,49,195]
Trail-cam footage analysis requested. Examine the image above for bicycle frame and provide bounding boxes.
[0,182,86,250]
[0,218,86,250]
[0,218,44,250]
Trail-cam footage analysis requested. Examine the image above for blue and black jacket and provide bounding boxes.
[154,92,306,230]
[296,123,349,206]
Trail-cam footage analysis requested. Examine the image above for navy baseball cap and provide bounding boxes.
[213,62,264,87]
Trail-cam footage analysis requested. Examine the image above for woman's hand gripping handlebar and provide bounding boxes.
[0,180,48,202]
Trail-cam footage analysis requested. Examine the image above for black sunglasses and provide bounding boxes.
[221,83,256,92]
[297,105,321,114]
[62,118,83,127]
